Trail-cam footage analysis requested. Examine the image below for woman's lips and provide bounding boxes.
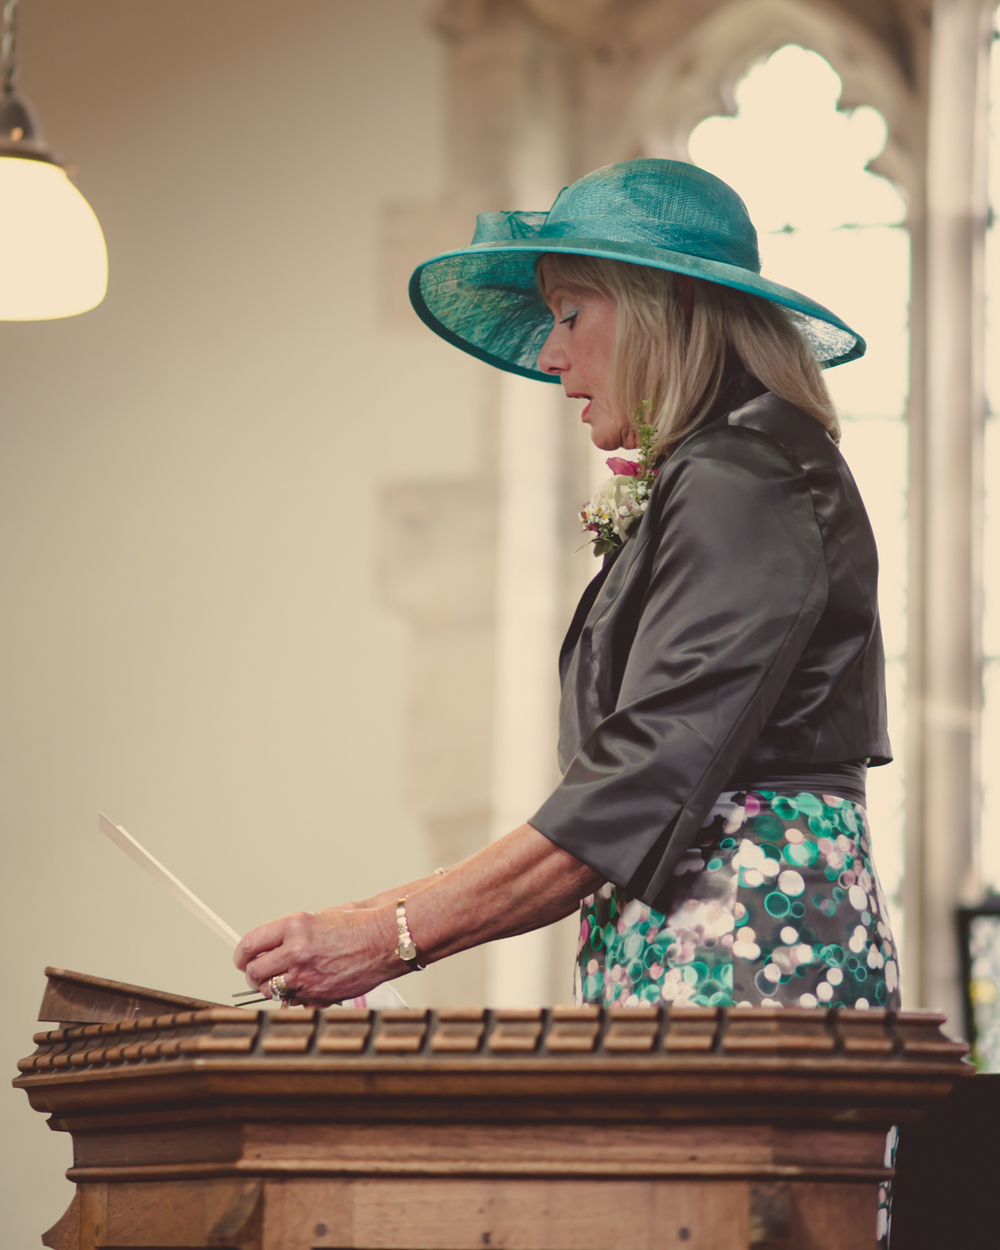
[566,392,592,421]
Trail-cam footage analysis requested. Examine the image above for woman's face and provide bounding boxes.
[537,259,636,451]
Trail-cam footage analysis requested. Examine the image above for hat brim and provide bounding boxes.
[410,237,865,381]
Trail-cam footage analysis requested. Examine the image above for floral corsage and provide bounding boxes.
[579,403,659,556]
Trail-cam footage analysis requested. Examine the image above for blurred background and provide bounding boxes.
[1,0,998,1241]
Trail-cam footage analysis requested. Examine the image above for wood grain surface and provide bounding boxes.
[15,973,970,1249]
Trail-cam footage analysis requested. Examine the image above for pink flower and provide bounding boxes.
[606,457,641,477]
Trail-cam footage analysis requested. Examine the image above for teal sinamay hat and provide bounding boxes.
[409,158,865,380]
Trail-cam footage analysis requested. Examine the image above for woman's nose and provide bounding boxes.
[537,326,566,376]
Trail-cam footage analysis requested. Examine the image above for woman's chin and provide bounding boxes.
[589,427,624,452]
[587,415,637,452]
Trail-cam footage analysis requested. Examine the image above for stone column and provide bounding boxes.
[910,0,992,1033]
[484,30,578,1007]
[486,372,564,1006]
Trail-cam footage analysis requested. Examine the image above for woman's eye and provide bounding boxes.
[560,309,579,325]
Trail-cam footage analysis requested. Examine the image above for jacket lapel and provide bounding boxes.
[558,544,627,671]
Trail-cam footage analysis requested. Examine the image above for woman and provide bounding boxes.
[236,158,898,1021]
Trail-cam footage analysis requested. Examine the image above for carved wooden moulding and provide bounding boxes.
[18,1002,970,1068]
[16,1003,969,1118]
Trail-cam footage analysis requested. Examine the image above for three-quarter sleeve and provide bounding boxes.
[529,426,829,910]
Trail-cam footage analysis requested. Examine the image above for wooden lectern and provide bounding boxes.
[15,968,970,1250]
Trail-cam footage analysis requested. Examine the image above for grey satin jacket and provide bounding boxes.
[530,385,891,911]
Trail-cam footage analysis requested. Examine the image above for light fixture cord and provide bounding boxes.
[1,0,18,97]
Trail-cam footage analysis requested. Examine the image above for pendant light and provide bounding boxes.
[0,0,107,319]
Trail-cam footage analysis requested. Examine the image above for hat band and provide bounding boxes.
[471,209,761,275]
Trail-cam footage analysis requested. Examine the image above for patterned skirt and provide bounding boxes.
[574,789,900,1011]
[573,788,901,1247]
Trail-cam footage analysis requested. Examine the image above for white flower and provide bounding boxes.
[587,475,647,540]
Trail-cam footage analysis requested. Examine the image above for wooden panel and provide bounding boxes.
[789,1182,877,1250]
[236,1120,888,1180]
[84,1179,262,1248]
[79,1184,107,1250]
[749,1182,791,1249]
[262,1178,354,1250]
[68,1175,880,1249]
[74,1123,244,1169]
[262,1177,751,1250]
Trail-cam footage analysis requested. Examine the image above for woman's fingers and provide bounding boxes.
[244,947,291,990]
[240,911,331,991]
[235,912,311,972]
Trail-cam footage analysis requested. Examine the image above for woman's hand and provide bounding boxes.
[234,903,399,1005]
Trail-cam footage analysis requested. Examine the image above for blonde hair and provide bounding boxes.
[538,254,839,453]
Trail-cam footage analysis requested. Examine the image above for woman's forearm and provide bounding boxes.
[345,872,444,912]
[345,827,602,958]
[401,824,603,964]
[235,824,604,1003]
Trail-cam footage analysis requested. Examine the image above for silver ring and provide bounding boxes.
[268,974,293,1003]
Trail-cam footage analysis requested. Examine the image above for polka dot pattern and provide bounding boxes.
[573,790,901,1014]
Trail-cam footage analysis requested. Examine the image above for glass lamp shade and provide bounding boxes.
[0,155,107,319]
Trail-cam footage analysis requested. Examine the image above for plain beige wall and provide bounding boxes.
[1,3,485,1242]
